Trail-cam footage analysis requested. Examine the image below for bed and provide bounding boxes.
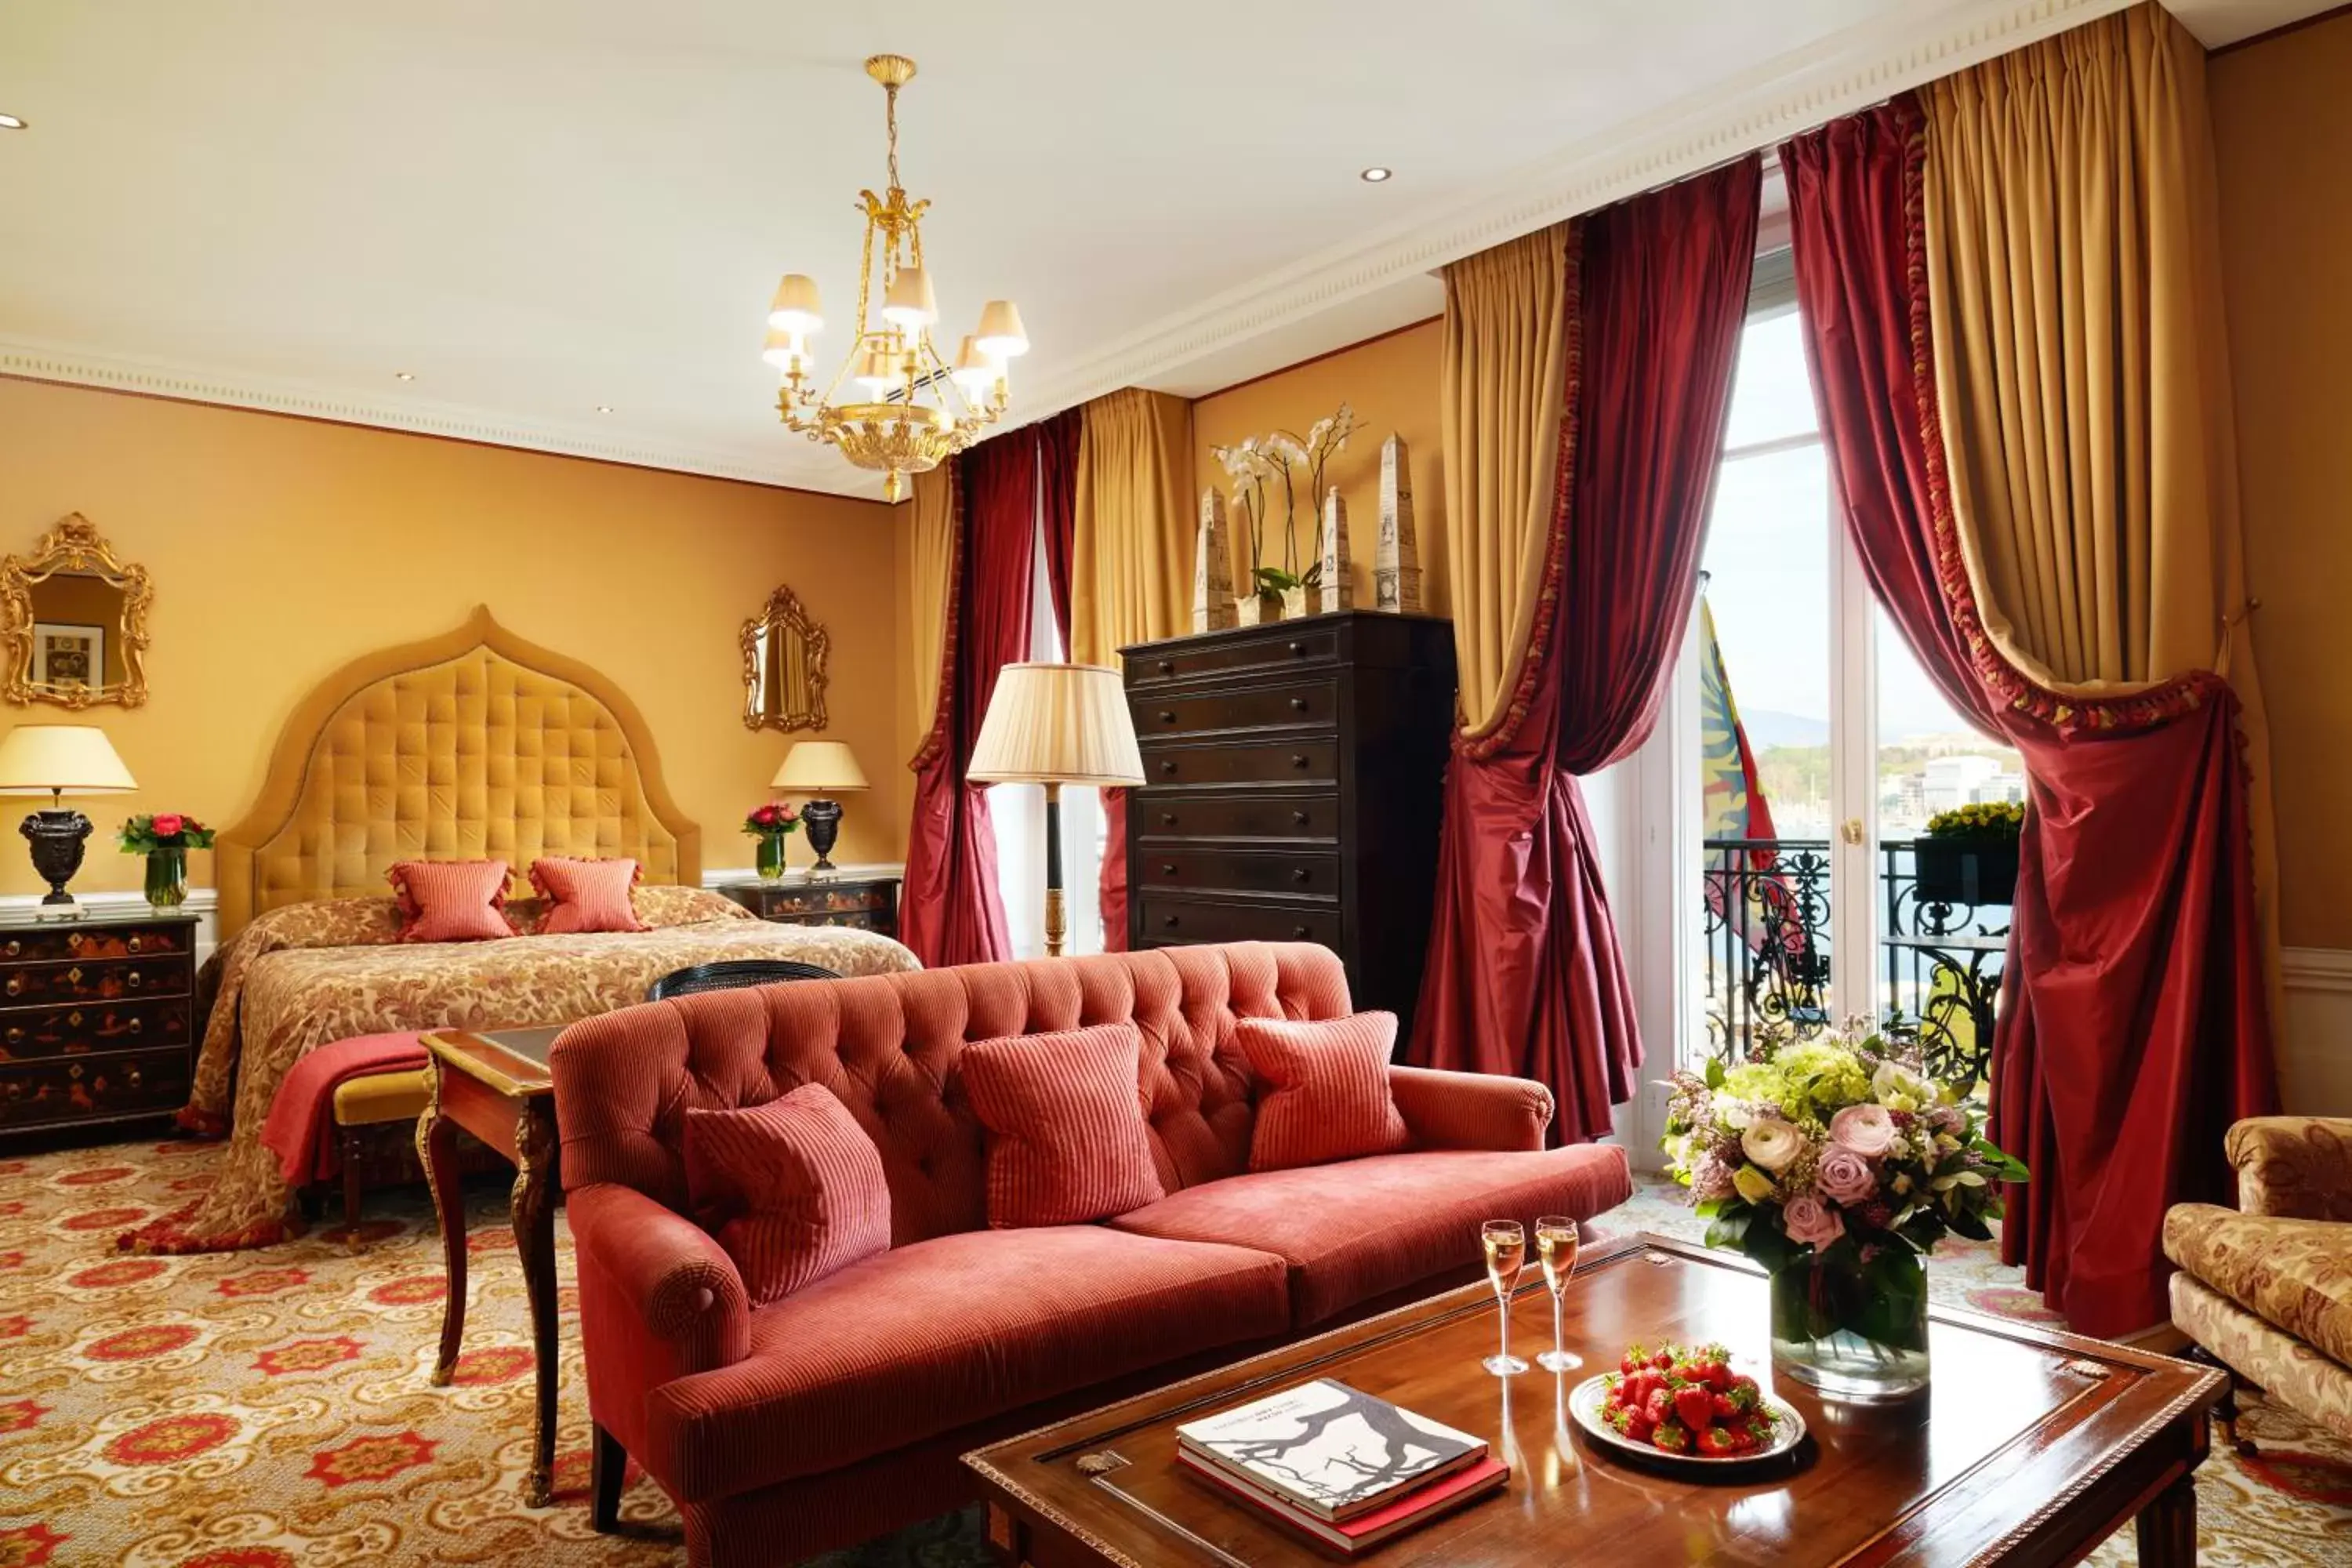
[128,607,916,1252]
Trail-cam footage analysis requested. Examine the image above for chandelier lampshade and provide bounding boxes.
[764,55,1025,502]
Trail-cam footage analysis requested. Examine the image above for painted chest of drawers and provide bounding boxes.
[722,875,901,938]
[0,910,200,1141]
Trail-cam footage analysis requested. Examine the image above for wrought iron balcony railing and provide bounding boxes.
[1702,837,2010,1088]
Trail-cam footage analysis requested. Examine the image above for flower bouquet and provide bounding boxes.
[118,812,215,910]
[1662,1021,2027,1400]
[742,801,800,884]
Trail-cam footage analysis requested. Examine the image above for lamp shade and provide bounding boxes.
[966,663,1144,787]
[0,724,137,796]
[768,273,823,335]
[881,266,939,329]
[771,740,869,794]
[975,299,1029,358]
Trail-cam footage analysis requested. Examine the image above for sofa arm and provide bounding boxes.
[1388,1065,1555,1152]
[569,1182,751,1393]
[2224,1118,2352,1221]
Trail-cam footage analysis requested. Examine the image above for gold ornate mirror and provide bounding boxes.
[2,514,152,710]
[740,584,829,731]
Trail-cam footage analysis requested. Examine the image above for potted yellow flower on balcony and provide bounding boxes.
[1914,800,2022,908]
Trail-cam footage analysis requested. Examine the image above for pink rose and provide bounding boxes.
[1781,1195,1845,1250]
[1690,1153,1736,1204]
[1830,1103,1897,1157]
[1816,1145,1877,1206]
[151,813,184,839]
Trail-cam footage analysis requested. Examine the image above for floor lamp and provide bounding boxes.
[967,662,1145,958]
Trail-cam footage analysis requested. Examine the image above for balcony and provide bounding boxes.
[1701,837,2010,1089]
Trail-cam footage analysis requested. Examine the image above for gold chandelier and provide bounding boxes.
[764,54,1028,502]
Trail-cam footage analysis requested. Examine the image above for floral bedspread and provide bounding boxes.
[131,887,917,1252]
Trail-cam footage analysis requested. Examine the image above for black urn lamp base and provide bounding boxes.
[801,797,844,877]
[20,807,94,908]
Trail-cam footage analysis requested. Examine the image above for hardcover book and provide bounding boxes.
[1176,1449,1509,1555]
[1174,1379,1488,1521]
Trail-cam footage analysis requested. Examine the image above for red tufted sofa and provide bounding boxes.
[550,942,1631,1566]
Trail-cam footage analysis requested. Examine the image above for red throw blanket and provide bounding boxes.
[256,1031,428,1185]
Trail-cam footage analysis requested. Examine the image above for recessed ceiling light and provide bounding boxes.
[1359,166,1392,183]
[394,371,415,381]
[0,114,27,132]
[596,405,614,414]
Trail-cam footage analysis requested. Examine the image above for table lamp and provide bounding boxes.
[0,724,139,912]
[771,739,869,879]
[967,662,1145,958]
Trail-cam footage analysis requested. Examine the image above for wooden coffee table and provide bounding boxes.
[966,1234,2223,1566]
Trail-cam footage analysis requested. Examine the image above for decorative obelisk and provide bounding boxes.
[1374,434,1422,613]
[1316,485,1353,615]
[1192,488,1237,632]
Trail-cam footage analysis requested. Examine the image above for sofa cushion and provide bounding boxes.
[685,1084,891,1304]
[2164,1203,2352,1369]
[641,1225,1290,1501]
[1112,1144,1634,1326]
[1236,1011,1409,1171]
[962,1022,1165,1227]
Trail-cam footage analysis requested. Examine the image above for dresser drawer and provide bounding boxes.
[1131,678,1340,740]
[1136,895,1342,948]
[0,924,190,963]
[1141,738,1340,788]
[0,956,191,1006]
[1127,626,1341,688]
[0,1047,192,1131]
[1137,792,1339,843]
[0,997,191,1062]
[1139,848,1341,900]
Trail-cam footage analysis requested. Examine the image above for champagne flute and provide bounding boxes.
[1534,1215,1582,1373]
[1480,1220,1529,1376]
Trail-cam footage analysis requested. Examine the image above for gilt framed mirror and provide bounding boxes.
[2,514,152,710]
[741,584,829,731]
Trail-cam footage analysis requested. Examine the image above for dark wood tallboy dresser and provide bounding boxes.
[1122,612,1456,1029]
[0,909,201,1143]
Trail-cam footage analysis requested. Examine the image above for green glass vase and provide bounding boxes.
[755,831,789,884]
[144,845,188,911]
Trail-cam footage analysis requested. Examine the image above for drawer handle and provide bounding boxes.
[1291,868,1311,884]
[128,1018,143,1035]
[1160,812,1177,826]
[1292,810,1310,825]
[1287,641,1305,656]
[1162,915,1179,929]
[67,967,82,985]
[1161,863,1177,876]
[3,1027,19,1045]
[1158,760,1176,775]
[1159,710,1176,724]
[4,940,18,957]
[1292,924,1312,938]
[5,977,21,997]
[68,1063,83,1080]
[126,971,142,989]
[1290,754,1309,769]
[1290,698,1308,712]
[126,1064,141,1089]
[127,936,142,954]
[1156,659,1174,674]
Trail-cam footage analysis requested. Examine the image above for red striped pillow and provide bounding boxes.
[961,1022,1164,1228]
[684,1083,891,1305]
[1236,1011,1410,1172]
[385,859,515,942]
[528,856,649,934]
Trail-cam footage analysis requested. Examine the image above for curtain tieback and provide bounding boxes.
[2215,598,2262,679]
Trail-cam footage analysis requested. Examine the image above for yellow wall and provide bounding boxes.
[0,378,906,898]
[2210,14,2352,951]
[1189,320,1448,616]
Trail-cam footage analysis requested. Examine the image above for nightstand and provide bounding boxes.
[722,874,900,937]
[0,908,201,1144]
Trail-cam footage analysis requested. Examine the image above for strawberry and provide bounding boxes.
[1623,1410,1656,1442]
[1672,1386,1716,1432]
[1621,1343,1649,1375]
[1711,1392,1741,1421]
[1650,1420,1691,1454]
[1693,1425,1741,1458]
[1645,1386,1675,1426]
[1729,1372,1759,1399]
[1624,1370,1658,1410]
[1726,1425,1759,1454]
[1651,1348,1675,1371]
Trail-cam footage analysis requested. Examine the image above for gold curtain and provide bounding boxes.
[905,461,959,761]
[1922,0,2276,950]
[1071,387,1193,664]
[1440,225,1573,735]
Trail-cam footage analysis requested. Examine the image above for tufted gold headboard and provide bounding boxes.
[214,606,701,940]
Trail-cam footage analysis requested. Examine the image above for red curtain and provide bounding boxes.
[1410,158,1760,1142]
[897,430,1042,968]
[1037,409,1081,645]
[1784,100,2277,1336]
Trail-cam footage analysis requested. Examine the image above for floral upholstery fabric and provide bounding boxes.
[2165,1205,2352,1374]
[136,890,917,1253]
[2172,1272,2352,1443]
[2227,1117,2352,1222]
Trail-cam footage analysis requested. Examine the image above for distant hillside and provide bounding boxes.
[1743,708,1830,749]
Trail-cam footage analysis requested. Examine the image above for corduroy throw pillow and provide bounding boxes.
[528,856,650,934]
[684,1083,891,1305]
[1235,1011,1410,1172]
[960,1022,1164,1227]
[386,859,515,942]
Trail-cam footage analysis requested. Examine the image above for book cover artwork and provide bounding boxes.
[1176,1380,1484,1517]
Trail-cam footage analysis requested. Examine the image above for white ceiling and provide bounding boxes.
[0,0,2321,498]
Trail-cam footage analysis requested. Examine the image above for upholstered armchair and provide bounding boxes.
[2165,1117,2352,1449]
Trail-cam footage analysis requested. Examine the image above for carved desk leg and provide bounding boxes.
[416,1059,467,1387]
[512,1101,561,1509]
[2135,1473,2198,1567]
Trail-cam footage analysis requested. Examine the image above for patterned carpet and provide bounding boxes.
[0,1142,2345,1566]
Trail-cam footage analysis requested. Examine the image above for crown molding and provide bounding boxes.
[1019,0,2138,416]
[0,334,891,499]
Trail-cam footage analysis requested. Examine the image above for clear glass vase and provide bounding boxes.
[754,832,789,884]
[144,846,187,911]
[1769,1249,1931,1402]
